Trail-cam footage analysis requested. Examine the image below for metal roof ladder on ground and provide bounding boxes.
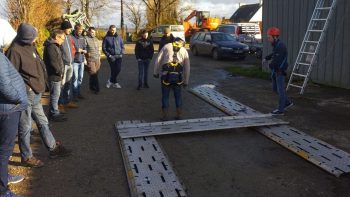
[287,0,337,94]
[190,85,350,177]
[116,121,187,197]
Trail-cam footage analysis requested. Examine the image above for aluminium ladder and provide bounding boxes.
[287,0,337,94]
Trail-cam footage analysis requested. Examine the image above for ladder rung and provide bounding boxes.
[301,51,316,55]
[308,29,323,32]
[316,7,331,10]
[292,73,307,78]
[289,84,303,89]
[304,41,319,44]
[312,18,327,21]
[297,62,311,66]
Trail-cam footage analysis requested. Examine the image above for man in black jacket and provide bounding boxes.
[6,23,72,168]
[134,29,154,90]
[43,29,67,122]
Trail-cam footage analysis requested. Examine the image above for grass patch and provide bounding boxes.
[225,66,271,80]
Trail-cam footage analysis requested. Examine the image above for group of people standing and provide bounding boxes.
[0,19,102,197]
[0,19,191,196]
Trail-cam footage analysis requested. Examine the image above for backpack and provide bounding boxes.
[161,45,184,86]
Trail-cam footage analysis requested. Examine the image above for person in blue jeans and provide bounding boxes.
[72,23,87,100]
[102,25,125,89]
[0,43,28,197]
[154,37,190,120]
[134,29,154,90]
[6,23,72,168]
[43,29,67,122]
[264,27,293,115]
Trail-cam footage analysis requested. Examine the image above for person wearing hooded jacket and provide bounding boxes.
[43,29,67,122]
[6,23,72,168]
[0,19,27,197]
[102,25,125,89]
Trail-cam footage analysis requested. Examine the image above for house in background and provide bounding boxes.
[263,0,350,89]
[230,3,262,23]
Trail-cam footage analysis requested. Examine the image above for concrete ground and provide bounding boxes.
[8,44,350,197]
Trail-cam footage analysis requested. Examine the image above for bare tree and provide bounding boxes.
[78,0,115,22]
[142,0,179,26]
[124,0,144,34]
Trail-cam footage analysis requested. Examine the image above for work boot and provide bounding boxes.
[143,83,149,88]
[160,108,168,121]
[136,85,141,90]
[49,141,72,159]
[21,157,44,168]
[58,104,66,114]
[65,101,78,108]
[175,108,182,120]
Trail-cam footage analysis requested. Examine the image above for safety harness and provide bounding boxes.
[161,42,184,86]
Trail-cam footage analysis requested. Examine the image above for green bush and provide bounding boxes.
[96,29,107,40]
[225,66,271,80]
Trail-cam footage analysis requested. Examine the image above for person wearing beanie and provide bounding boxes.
[59,20,78,111]
[6,23,72,168]
[0,20,26,197]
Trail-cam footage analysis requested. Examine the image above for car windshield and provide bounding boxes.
[218,26,235,34]
[212,34,236,42]
[170,25,184,32]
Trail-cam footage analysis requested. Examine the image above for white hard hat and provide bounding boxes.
[0,18,17,49]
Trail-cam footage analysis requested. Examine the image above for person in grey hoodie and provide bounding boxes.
[59,21,78,111]
[0,20,27,197]
[6,23,72,168]
[43,29,67,122]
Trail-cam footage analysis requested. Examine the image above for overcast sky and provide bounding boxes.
[0,0,260,28]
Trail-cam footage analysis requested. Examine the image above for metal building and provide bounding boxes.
[262,0,350,89]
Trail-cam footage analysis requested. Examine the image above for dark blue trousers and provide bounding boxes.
[0,112,20,194]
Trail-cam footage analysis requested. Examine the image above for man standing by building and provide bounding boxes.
[158,27,174,51]
[85,27,101,94]
[102,25,124,89]
[43,29,67,122]
[154,37,190,121]
[264,27,293,115]
[59,21,78,111]
[6,23,72,168]
[134,29,154,90]
[72,23,87,100]
[0,19,27,197]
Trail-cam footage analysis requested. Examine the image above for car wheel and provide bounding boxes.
[192,46,198,56]
[212,49,220,60]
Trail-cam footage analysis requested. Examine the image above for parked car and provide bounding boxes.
[190,32,249,60]
[150,25,185,42]
[216,23,262,41]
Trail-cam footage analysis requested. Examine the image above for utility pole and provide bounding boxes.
[121,0,125,40]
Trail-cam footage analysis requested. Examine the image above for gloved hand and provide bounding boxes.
[153,74,159,78]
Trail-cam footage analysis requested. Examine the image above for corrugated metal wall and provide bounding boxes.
[262,0,350,89]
